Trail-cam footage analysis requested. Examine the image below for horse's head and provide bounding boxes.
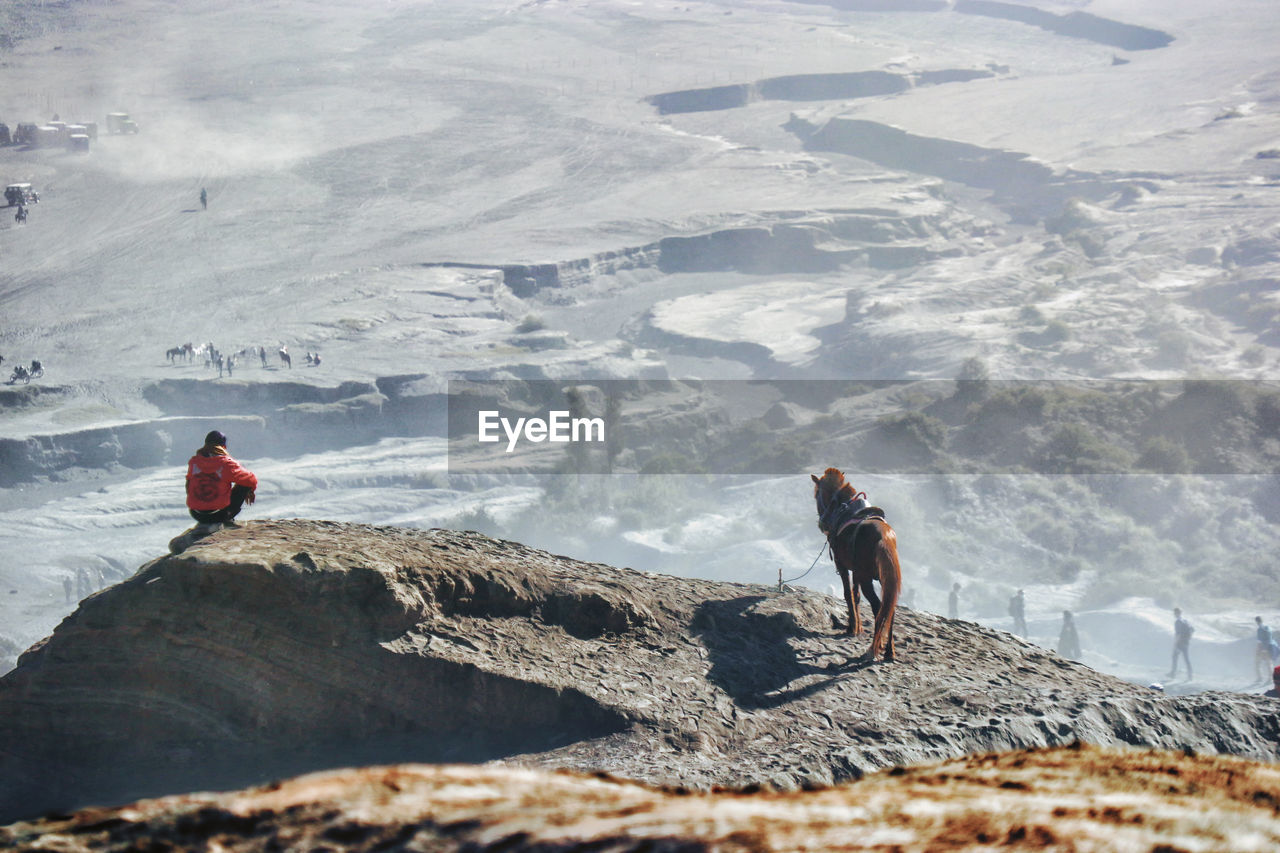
[811,467,859,533]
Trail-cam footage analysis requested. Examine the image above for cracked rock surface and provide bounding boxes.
[1,519,1277,824]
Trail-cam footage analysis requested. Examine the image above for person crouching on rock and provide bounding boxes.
[186,429,257,526]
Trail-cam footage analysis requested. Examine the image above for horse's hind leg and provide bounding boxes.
[860,575,881,618]
[881,607,897,662]
[856,575,881,653]
[870,542,900,662]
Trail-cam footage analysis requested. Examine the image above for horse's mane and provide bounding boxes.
[817,467,859,501]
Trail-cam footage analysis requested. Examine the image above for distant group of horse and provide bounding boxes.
[2,354,44,385]
[164,342,319,372]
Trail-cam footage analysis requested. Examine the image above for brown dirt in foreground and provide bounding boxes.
[4,742,1280,851]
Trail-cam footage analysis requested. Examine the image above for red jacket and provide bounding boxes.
[186,448,258,511]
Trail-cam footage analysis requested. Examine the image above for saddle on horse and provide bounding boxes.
[819,493,886,543]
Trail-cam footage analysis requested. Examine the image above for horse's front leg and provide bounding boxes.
[839,567,859,637]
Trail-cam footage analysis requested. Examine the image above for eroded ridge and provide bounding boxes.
[2,520,1278,823]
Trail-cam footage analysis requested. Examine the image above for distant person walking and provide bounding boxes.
[200,187,207,210]
[185,430,257,526]
[1057,610,1082,660]
[1166,607,1194,681]
[259,345,267,368]
[1009,588,1027,637]
[948,582,961,620]
[1255,616,1275,682]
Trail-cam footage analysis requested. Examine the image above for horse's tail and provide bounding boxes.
[870,522,902,661]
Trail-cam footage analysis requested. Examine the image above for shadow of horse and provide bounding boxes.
[692,595,874,710]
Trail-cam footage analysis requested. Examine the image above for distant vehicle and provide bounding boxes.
[106,112,139,134]
[0,124,9,145]
[33,126,61,147]
[4,184,37,206]
[14,123,39,145]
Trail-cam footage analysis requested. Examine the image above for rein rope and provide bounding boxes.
[783,485,868,591]
[778,540,830,591]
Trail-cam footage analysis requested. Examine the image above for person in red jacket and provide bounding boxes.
[186,429,257,525]
[1265,666,1280,699]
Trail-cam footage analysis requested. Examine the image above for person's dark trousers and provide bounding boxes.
[189,483,252,524]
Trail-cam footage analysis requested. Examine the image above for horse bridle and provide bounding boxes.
[816,484,866,536]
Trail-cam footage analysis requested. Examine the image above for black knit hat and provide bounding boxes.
[204,430,227,447]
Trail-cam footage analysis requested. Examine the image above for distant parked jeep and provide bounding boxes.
[106,112,139,134]
[4,183,37,206]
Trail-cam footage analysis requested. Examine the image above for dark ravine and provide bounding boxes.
[428,206,977,295]
[787,115,1163,221]
[1,519,1277,824]
[425,242,661,297]
[779,0,1173,51]
[799,117,1053,195]
[647,68,995,116]
[954,0,1174,51]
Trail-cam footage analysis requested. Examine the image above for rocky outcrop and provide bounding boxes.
[1,520,1278,823]
[5,744,1280,851]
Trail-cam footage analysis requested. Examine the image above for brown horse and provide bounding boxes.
[811,467,901,662]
